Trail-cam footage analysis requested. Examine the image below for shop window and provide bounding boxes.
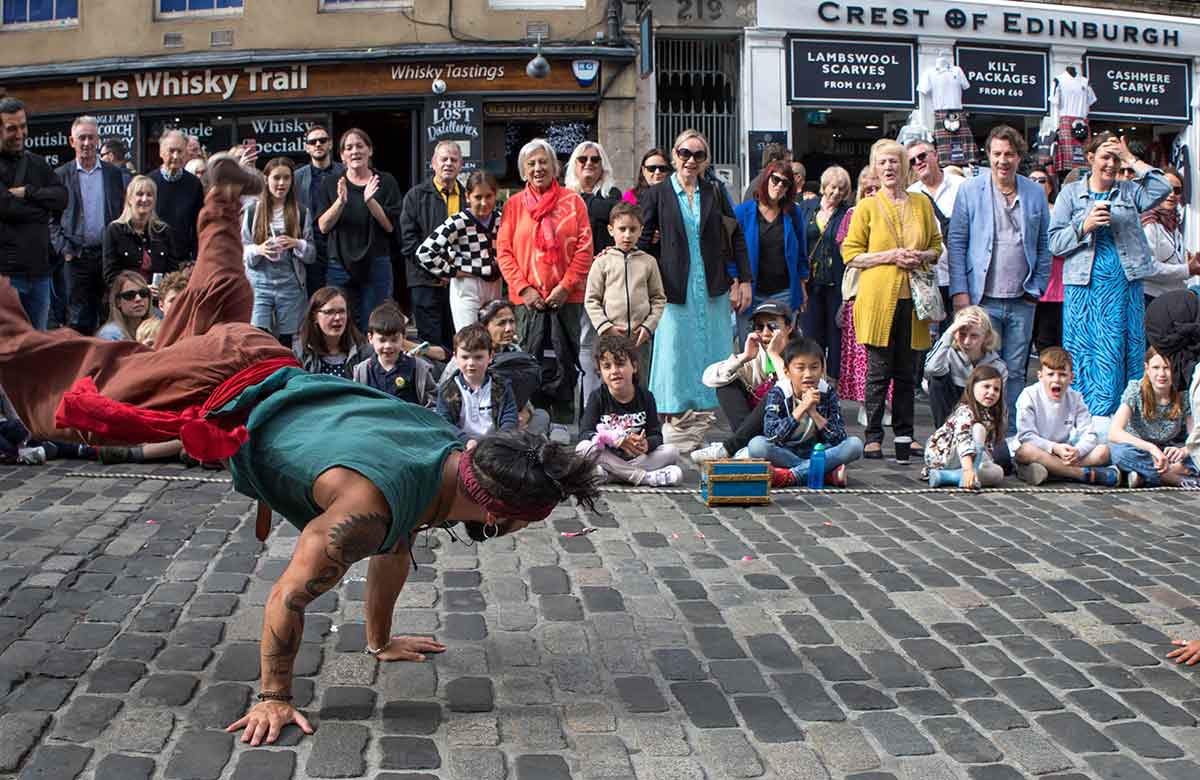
[2,0,78,27]
[157,0,243,18]
[320,0,413,10]
[489,0,584,9]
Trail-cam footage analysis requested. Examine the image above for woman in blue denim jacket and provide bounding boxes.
[1048,133,1171,415]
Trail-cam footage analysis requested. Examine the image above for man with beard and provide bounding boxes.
[294,124,344,299]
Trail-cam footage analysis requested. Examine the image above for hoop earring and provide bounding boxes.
[484,522,499,540]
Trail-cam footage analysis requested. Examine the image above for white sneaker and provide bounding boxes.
[690,442,729,463]
[1127,471,1143,489]
[643,465,683,486]
[1016,462,1048,486]
[549,424,571,445]
[17,446,46,465]
[732,447,751,460]
[856,406,868,427]
[592,465,609,485]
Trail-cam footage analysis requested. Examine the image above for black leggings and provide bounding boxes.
[715,384,769,455]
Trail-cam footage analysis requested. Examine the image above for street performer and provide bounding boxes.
[0,153,601,746]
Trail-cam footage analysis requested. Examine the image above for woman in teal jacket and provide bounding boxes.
[733,161,809,343]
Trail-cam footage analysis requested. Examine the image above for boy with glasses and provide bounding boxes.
[294,124,344,299]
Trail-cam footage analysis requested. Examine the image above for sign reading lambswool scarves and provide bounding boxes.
[956,46,1048,114]
[1085,54,1191,123]
[787,37,915,108]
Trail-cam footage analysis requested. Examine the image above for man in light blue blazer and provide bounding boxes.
[947,125,1052,434]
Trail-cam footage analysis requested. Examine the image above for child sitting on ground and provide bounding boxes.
[352,302,437,408]
[923,365,1006,489]
[584,201,667,382]
[436,324,518,447]
[1108,346,1199,488]
[1014,347,1117,486]
[747,336,863,488]
[576,332,682,486]
[924,305,1007,429]
[1,382,107,464]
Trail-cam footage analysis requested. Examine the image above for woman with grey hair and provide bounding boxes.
[496,139,595,415]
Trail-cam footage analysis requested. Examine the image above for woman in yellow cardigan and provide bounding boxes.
[841,139,942,464]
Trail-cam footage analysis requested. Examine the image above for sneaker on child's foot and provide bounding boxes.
[549,424,571,445]
[828,464,848,488]
[770,467,797,488]
[690,442,729,463]
[1016,462,1048,486]
[1089,465,1120,487]
[16,446,46,465]
[1126,471,1144,489]
[1178,477,1200,489]
[592,465,609,485]
[644,465,683,487]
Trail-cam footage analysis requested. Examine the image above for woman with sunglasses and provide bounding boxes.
[624,148,671,206]
[1049,132,1171,415]
[102,175,183,289]
[1143,166,1200,305]
[733,161,809,345]
[638,129,751,431]
[97,271,157,341]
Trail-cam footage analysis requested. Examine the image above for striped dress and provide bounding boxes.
[1062,191,1144,416]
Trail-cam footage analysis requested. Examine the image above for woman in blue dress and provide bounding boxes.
[639,129,752,419]
[1049,133,1171,416]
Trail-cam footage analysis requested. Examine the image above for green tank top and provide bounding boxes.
[218,367,461,553]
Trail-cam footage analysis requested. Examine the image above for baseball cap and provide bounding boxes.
[751,300,792,321]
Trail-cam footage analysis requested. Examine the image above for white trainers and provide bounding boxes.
[17,446,46,465]
[732,447,751,460]
[549,424,571,445]
[690,442,729,463]
[1016,462,1048,486]
[1127,471,1144,489]
[643,465,683,486]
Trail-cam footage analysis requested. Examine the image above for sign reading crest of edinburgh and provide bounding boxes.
[788,37,916,108]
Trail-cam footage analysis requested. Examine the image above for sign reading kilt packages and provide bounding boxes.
[956,46,1048,114]
[787,36,916,108]
[1085,54,1192,123]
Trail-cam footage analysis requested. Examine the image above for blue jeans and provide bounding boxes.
[9,273,51,331]
[327,256,393,332]
[736,289,792,346]
[1110,442,1198,487]
[747,435,864,477]
[981,296,1036,435]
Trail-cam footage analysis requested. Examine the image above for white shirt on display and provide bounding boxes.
[918,64,970,112]
[909,173,965,287]
[1052,72,1097,119]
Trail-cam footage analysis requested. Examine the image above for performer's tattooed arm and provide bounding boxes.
[259,512,390,694]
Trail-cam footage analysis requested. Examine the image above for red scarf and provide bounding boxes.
[55,356,300,461]
[524,180,563,258]
[1142,205,1180,235]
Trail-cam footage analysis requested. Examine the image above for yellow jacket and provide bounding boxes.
[841,193,942,350]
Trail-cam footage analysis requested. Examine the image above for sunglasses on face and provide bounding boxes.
[675,148,707,162]
[769,174,790,187]
[118,289,151,302]
[306,137,330,145]
[644,164,671,174]
[1172,186,1184,195]
[908,151,929,165]
[577,155,602,165]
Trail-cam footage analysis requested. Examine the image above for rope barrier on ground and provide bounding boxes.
[65,471,1196,495]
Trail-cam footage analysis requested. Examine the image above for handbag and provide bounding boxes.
[878,195,945,322]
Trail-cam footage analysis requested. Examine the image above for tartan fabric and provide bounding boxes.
[933,110,977,166]
[1055,115,1089,175]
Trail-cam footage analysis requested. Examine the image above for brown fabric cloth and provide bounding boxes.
[0,190,291,442]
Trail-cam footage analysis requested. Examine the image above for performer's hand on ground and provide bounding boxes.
[374,636,448,662]
[226,701,313,746]
[1168,639,1200,665]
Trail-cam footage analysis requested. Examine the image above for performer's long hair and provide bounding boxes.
[469,430,601,526]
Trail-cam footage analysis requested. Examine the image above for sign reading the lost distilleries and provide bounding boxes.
[423,95,484,172]
[1085,55,1191,123]
[956,46,1048,114]
[788,37,915,107]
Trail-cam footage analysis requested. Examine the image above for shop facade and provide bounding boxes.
[5,50,628,192]
[744,0,1200,220]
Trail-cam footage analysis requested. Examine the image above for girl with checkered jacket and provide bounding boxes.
[416,171,503,332]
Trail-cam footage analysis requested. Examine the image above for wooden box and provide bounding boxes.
[699,459,772,506]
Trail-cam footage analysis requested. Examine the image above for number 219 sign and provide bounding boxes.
[668,0,732,25]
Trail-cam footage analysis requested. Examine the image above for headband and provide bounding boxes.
[457,448,556,524]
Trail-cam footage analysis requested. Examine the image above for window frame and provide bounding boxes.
[318,0,414,12]
[154,0,245,21]
[1,0,80,31]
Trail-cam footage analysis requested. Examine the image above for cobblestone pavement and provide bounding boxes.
[3,440,1200,780]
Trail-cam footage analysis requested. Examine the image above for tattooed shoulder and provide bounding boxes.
[327,512,391,566]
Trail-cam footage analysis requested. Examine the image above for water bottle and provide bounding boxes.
[807,444,826,490]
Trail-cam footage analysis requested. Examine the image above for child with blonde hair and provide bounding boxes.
[924,305,1006,428]
[135,318,162,348]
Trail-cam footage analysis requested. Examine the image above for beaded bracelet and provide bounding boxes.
[257,690,293,702]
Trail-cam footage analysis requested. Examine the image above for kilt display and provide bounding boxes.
[933,110,977,166]
[1055,115,1089,175]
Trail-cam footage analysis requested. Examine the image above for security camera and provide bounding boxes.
[432,78,447,95]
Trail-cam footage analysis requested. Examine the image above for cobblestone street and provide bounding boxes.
[3,453,1200,780]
